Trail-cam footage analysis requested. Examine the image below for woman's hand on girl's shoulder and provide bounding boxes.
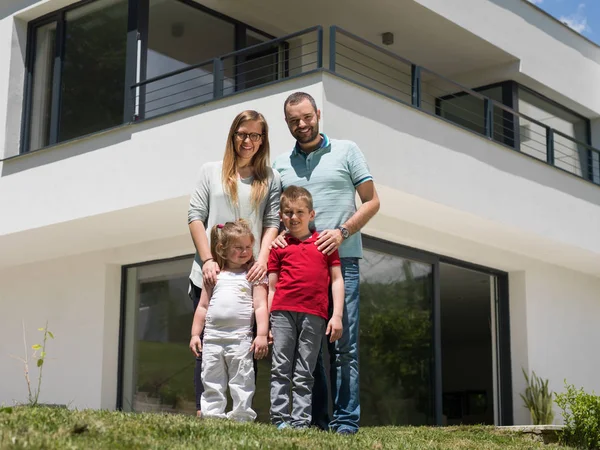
[246,259,267,283]
[202,260,220,287]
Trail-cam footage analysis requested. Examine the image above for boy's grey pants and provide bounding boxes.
[270,311,325,427]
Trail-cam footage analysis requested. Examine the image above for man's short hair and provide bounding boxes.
[280,185,313,211]
[283,92,318,117]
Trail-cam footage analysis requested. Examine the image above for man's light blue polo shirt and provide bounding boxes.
[273,134,373,258]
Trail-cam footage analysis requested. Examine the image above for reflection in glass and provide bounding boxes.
[229,30,281,94]
[123,258,197,413]
[440,264,495,425]
[519,89,588,176]
[59,0,128,142]
[437,85,513,147]
[143,0,235,117]
[29,22,57,151]
[359,249,434,425]
[121,247,436,422]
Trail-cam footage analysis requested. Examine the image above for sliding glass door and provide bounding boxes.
[359,247,436,425]
[119,238,512,425]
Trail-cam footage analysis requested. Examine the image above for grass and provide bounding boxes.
[0,406,570,450]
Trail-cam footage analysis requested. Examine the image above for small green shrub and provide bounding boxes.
[11,322,54,406]
[555,381,600,449]
[520,369,554,425]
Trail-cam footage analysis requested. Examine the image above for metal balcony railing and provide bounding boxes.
[128,25,600,186]
[329,26,600,185]
[129,26,323,120]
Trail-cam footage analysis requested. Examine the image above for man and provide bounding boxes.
[272,92,380,435]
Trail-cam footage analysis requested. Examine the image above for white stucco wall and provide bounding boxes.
[0,233,194,409]
[524,264,600,410]
[0,253,119,408]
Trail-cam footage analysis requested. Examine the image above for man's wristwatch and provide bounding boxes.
[338,226,350,240]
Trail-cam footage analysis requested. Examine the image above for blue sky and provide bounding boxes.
[528,0,600,44]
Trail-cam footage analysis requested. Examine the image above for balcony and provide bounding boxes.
[122,25,600,186]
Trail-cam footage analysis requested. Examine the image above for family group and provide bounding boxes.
[187,92,380,435]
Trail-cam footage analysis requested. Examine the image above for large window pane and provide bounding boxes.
[359,249,434,425]
[228,30,281,95]
[122,257,197,413]
[437,85,514,147]
[519,89,589,176]
[59,0,128,142]
[122,256,273,418]
[29,22,56,151]
[142,0,235,117]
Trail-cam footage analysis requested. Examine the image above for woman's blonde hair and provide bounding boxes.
[210,219,255,270]
[222,110,271,210]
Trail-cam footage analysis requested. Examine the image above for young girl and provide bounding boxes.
[189,220,269,421]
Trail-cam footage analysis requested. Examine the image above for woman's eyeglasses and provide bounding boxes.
[234,132,263,142]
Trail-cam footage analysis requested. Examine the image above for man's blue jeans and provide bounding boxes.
[312,257,360,432]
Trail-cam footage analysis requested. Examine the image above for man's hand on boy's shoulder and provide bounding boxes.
[326,315,343,343]
[316,229,343,255]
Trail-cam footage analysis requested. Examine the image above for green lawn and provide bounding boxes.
[0,406,570,450]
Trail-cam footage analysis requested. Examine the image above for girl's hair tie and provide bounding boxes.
[217,224,224,229]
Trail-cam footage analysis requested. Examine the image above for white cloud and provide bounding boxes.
[559,3,591,34]
[527,0,543,5]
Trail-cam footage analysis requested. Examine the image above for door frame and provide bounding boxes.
[363,235,513,426]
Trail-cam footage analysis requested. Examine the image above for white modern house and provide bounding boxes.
[1,0,599,426]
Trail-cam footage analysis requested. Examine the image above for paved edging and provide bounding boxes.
[497,425,563,444]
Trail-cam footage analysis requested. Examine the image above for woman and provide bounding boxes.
[187,110,281,417]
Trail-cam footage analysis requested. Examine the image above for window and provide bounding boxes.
[22,0,279,152]
[141,0,236,118]
[518,87,590,177]
[436,82,515,148]
[119,241,513,425]
[436,82,595,179]
[358,249,435,425]
[120,257,198,413]
[24,0,128,152]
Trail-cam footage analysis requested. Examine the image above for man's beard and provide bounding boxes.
[294,126,320,144]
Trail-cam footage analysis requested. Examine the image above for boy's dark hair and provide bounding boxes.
[283,92,318,117]
[280,185,313,211]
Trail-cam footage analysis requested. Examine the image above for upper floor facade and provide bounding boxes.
[1,0,600,277]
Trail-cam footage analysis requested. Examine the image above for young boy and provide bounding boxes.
[267,185,345,429]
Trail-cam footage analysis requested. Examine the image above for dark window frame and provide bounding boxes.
[363,235,513,426]
[516,84,594,180]
[21,0,281,153]
[116,238,514,426]
[516,84,592,144]
[435,81,517,149]
[435,81,592,153]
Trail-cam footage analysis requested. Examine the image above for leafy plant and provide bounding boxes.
[520,368,554,425]
[11,321,54,406]
[555,381,600,449]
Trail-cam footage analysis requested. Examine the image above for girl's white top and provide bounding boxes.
[204,270,264,342]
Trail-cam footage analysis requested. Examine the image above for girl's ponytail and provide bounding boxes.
[210,224,226,270]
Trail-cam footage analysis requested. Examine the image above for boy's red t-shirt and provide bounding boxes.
[267,232,341,320]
